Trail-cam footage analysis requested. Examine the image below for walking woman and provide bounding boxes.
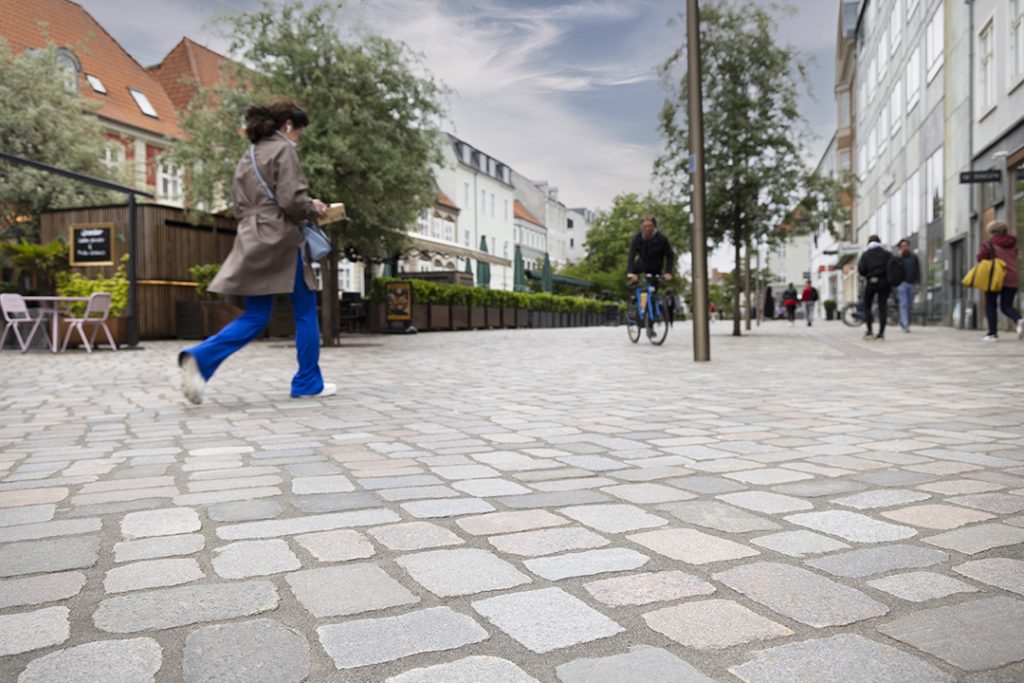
[178,100,335,404]
[978,220,1024,342]
[782,283,798,326]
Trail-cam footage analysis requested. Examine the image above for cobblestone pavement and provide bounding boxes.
[1,320,1023,682]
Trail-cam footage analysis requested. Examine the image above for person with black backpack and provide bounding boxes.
[801,280,819,327]
[857,235,900,340]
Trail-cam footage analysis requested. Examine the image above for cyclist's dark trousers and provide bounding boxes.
[864,282,890,335]
[985,287,1021,336]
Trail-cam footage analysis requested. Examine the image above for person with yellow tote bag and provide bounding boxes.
[967,221,1022,341]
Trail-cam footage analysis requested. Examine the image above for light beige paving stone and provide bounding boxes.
[717,491,813,514]
[953,557,1024,595]
[750,530,850,557]
[489,526,609,556]
[113,534,205,563]
[121,507,201,538]
[880,503,995,529]
[387,656,539,683]
[456,509,569,536]
[285,565,419,618]
[0,606,69,655]
[866,571,977,602]
[18,637,163,683]
[583,570,716,606]
[0,487,68,508]
[784,510,917,542]
[104,558,204,593]
[725,469,813,485]
[556,646,716,683]
[367,521,464,550]
[216,509,400,540]
[294,529,375,561]
[628,528,759,565]
[524,547,649,580]
[923,523,1024,554]
[917,479,1006,495]
[0,518,102,543]
[557,503,668,533]
[644,599,792,650]
[212,539,301,578]
[397,548,531,596]
[0,571,86,609]
[831,489,931,510]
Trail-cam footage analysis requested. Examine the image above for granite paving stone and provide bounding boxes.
[17,638,163,683]
[952,557,1024,595]
[397,548,531,596]
[292,474,355,494]
[216,509,400,539]
[120,507,201,538]
[317,606,488,669]
[401,498,496,518]
[948,492,1024,514]
[555,646,716,683]
[880,503,995,529]
[0,571,86,609]
[784,510,917,542]
[0,518,103,544]
[771,479,867,497]
[104,557,204,592]
[451,479,532,497]
[866,571,977,601]
[666,476,746,494]
[0,504,55,527]
[523,547,649,580]
[294,529,375,561]
[183,618,310,683]
[495,491,611,508]
[714,562,889,627]
[285,564,419,617]
[112,533,204,563]
[831,489,932,509]
[471,587,623,653]
[0,606,70,656]
[93,581,279,633]
[388,656,540,683]
[878,596,1024,671]
[0,536,100,577]
[656,501,780,533]
[583,570,716,606]
[557,504,668,533]
[206,500,283,522]
[212,539,301,578]
[644,598,792,649]
[922,523,1024,554]
[725,468,813,485]
[488,526,609,556]
[750,530,850,557]
[729,633,952,683]
[628,528,759,564]
[456,510,569,535]
[717,491,814,514]
[805,544,949,578]
[367,521,464,550]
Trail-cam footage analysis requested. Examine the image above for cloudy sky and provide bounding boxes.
[80,0,840,213]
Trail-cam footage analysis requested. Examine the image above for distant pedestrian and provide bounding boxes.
[764,286,775,320]
[801,280,818,327]
[782,283,798,326]
[895,239,920,332]
[178,100,334,404]
[709,302,716,323]
[857,234,893,340]
[978,220,1023,342]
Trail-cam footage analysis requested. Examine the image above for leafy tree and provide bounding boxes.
[0,40,117,242]
[170,1,446,344]
[561,192,688,301]
[656,2,847,336]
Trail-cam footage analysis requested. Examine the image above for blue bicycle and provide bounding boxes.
[626,274,669,345]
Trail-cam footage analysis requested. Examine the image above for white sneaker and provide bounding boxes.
[180,354,205,405]
[1017,319,1024,340]
[982,334,998,342]
[293,382,337,399]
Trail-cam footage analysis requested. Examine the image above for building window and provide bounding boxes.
[890,0,903,54]
[890,188,902,241]
[858,145,867,179]
[85,74,107,95]
[857,82,866,120]
[463,182,470,208]
[840,149,852,173]
[464,230,470,246]
[907,0,920,21]
[504,199,509,221]
[418,211,429,235]
[490,192,495,217]
[878,29,889,80]
[480,189,486,211]
[55,49,81,94]
[1013,0,1024,83]
[906,46,921,111]
[101,142,124,169]
[926,9,943,82]
[907,170,921,235]
[890,77,903,135]
[868,128,877,170]
[570,238,574,248]
[867,58,877,104]
[978,20,995,116]
[838,89,851,129]
[878,106,889,155]
[128,88,158,118]
[925,148,943,223]
[158,161,183,202]
[444,220,454,242]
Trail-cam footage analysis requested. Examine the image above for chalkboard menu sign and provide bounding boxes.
[69,224,114,266]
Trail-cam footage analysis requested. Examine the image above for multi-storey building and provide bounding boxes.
[534,181,569,267]
[566,207,595,264]
[514,201,547,272]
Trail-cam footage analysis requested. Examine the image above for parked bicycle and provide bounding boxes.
[839,300,900,328]
[626,274,669,345]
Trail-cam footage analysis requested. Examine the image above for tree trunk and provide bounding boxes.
[755,245,763,327]
[732,226,742,336]
[321,233,340,347]
[745,237,752,331]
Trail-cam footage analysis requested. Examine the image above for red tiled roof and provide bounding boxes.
[0,0,180,138]
[148,37,234,114]
[514,200,545,228]
[436,190,460,212]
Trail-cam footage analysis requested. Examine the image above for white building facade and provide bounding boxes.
[566,207,595,264]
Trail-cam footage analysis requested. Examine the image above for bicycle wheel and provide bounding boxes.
[626,307,642,343]
[647,296,670,345]
[840,303,862,327]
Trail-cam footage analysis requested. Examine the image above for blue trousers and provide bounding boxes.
[897,282,915,329]
[181,253,324,397]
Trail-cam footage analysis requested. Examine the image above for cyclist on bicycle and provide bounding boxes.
[626,215,674,286]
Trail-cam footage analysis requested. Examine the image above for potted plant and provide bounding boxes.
[469,287,487,329]
[426,281,450,331]
[823,299,837,321]
[514,292,529,328]
[484,289,502,328]
[56,256,129,346]
[449,285,470,330]
[176,264,242,339]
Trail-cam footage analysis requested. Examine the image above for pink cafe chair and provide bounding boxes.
[60,292,118,353]
[1,293,46,352]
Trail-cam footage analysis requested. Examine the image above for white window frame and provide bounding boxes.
[838,88,851,129]
[906,46,921,112]
[907,169,921,235]
[925,148,943,224]
[890,0,903,54]
[891,187,903,240]
[463,182,470,209]
[878,106,889,156]
[489,192,495,218]
[157,160,183,202]
[868,128,878,170]
[867,58,877,104]
[878,29,889,80]
[926,9,943,83]
[907,0,921,21]
[890,77,903,136]
[858,145,867,179]
[128,88,158,118]
[1013,0,1024,86]
[978,18,996,117]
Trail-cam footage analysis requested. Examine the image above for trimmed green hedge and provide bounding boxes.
[368,278,611,314]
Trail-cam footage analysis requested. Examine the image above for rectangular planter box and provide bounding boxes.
[502,307,516,328]
[429,304,450,330]
[516,308,529,328]
[412,304,429,332]
[59,315,129,349]
[486,307,502,329]
[470,306,486,330]
[451,305,469,330]
[541,311,553,328]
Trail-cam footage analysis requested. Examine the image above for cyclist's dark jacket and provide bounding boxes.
[627,231,674,275]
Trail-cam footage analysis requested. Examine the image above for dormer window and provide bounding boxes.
[55,48,81,94]
[86,74,107,94]
[128,88,158,118]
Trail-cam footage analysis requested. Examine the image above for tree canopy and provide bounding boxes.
[656,2,847,335]
[0,39,118,241]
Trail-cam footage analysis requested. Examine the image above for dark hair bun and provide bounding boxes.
[245,100,309,143]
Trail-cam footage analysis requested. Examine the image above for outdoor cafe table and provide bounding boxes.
[21,296,91,353]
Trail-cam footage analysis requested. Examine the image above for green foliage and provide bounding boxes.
[823,299,837,312]
[367,278,614,313]
[656,2,848,332]
[171,1,446,264]
[56,256,128,317]
[0,40,121,240]
[562,193,688,302]
[188,263,222,300]
[0,239,69,294]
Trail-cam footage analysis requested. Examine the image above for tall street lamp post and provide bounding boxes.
[688,0,711,361]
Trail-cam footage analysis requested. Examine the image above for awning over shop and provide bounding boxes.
[405,234,512,267]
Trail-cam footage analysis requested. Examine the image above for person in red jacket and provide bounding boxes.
[978,220,1023,341]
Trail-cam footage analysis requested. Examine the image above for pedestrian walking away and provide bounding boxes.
[801,280,818,327]
[178,100,335,404]
[764,286,775,320]
[857,235,894,340]
[977,220,1023,342]
[782,283,798,326]
[895,238,920,332]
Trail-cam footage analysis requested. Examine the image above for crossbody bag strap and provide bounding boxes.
[249,145,275,201]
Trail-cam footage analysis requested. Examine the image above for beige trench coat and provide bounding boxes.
[208,133,319,298]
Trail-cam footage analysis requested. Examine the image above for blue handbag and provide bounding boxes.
[248,145,332,261]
